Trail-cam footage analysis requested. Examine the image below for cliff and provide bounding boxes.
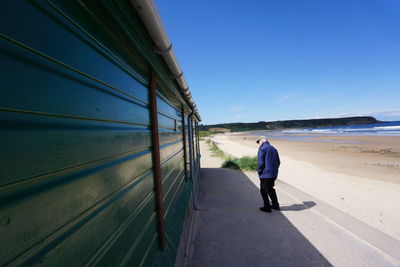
[199,116,380,132]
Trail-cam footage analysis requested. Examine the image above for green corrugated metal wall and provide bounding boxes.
[0,0,199,266]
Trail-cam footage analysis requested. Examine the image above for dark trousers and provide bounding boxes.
[260,178,279,208]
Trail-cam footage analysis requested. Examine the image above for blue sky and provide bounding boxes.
[156,0,400,124]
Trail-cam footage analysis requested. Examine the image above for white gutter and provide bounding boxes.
[130,0,201,121]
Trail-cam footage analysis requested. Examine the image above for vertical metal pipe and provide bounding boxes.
[181,107,188,182]
[149,73,165,249]
[196,122,200,162]
[198,124,200,156]
[191,116,196,172]
[188,114,194,179]
[197,123,201,169]
[188,114,198,210]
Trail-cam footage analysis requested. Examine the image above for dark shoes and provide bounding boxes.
[259,206,280,212]
[259,207,272,213]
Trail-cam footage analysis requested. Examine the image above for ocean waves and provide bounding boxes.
[281,121,400,136]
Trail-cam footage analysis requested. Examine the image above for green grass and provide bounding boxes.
[221,159,240,169]
[209,143,228,159]
[200,130,226,137]
[221,156,258,171]
[207,141,258,171]
[200,131,212,138]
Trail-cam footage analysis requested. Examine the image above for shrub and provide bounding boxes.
[221,159,240,169]
[221,156,258,171]
[235,156,258,171]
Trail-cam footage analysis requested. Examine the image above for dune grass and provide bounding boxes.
[200,131,212,138]
[209,143,228,159]
[207,141,258,171]
[221,156,258,171]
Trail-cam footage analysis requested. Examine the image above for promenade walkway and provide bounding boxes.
[183,141,400,267]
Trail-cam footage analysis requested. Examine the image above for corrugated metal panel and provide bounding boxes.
[150,92,199,266]
[1,1,200,266]
[158,94,187,234]
[0,1,156,266]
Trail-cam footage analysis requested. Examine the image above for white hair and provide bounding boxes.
[257,136,268,144]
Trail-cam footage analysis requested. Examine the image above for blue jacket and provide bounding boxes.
[257,141,280,178]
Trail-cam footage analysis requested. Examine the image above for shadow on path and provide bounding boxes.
[189,168,332,267]
[280,201,317,211]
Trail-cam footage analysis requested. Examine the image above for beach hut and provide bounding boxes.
[0,0,200,266]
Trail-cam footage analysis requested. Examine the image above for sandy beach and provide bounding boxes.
[211,133,400,241]
[230,134,400,184]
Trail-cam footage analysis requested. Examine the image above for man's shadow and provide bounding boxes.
[280,201,317,211]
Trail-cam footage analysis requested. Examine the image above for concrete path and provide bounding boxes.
[185,141,400,267]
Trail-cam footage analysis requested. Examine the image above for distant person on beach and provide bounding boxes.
[256,136,281,213]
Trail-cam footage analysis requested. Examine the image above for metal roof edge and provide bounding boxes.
[130,0,201,121]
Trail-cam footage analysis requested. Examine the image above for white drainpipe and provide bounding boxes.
[130,0,201,121]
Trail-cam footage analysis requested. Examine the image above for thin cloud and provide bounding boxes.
[332,108,400,119]
[360,108,400,117]
[228,105,246,112]
[335,112,352,118]
[277,92,297,103]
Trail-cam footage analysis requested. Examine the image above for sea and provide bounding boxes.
[246,121,400,142]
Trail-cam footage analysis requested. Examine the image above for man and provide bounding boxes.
[257,136,281,213]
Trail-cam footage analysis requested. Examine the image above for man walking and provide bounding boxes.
[256,136,281,213]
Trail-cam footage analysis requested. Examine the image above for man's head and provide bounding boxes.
[256,136,267,146]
